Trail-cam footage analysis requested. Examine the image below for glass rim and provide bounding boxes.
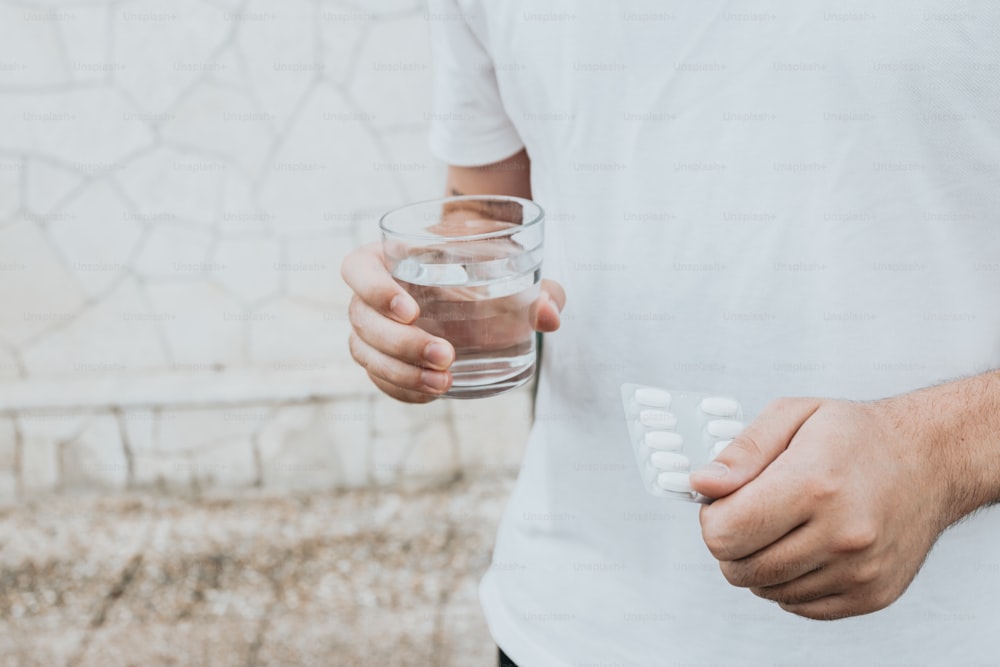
[379,194,544,242]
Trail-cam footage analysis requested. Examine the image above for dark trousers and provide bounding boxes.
[498,647,519,667]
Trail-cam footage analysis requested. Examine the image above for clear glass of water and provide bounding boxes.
[380,195,544,399]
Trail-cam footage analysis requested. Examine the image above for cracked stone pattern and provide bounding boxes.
[0,477,512,666]
[0,0,437,371]
[0,0,532,500]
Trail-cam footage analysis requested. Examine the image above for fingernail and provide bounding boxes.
[422,370,450,391]
[693,462,729,479]
[424,341,453,368]
[390,294,417,321]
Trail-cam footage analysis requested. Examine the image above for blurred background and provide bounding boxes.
[0,1,530,664]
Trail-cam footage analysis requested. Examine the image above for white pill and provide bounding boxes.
[650,451,690,472]
[706,419,744,439]
[635,387,671,408]
[644,431,684,451]
[699,397,741,418]
[710,439,733,458]
[640,410,677,429]
[656,471,694,494]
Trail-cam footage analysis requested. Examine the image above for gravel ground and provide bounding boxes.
[0,476,513,667]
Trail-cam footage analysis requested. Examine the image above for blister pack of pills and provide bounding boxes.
[620,384,746,503]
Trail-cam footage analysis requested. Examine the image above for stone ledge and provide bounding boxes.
[0,366,370,414]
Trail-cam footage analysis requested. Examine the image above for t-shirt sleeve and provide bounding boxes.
[426,0,525,167]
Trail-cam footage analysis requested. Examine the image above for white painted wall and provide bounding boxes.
[0,0,531,501]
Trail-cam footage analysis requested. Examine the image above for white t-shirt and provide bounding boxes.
[427,2,1000,664]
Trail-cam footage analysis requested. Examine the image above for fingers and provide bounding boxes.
[531,279,565,332]
[699,470,814,561]
[342,243,565,402]
[696,398,825,560]
[541,278,566,312]
[713,512,880,617]
[343,244,454,402]
[340,242,419,324]
[690,397,822,500]
[772,545,898,619]
[700,430,830,560]
[778,594,871,621]
[349,332,452,396]
[741,533,885,615]
[367,371,441,404]
[750,565,849,607]
[349,296,454,371]
[717,523,826,589]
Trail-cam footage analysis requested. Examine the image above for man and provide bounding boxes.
[342,1,1000,664]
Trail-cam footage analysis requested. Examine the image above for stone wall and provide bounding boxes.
[0,0,531,503]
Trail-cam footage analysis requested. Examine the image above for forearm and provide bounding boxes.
[885,369,1000,526]
[445,148,531,198]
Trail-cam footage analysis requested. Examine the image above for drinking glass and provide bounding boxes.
[380,195,544,399]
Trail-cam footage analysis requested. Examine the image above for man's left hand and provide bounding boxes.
[689,396,960,620]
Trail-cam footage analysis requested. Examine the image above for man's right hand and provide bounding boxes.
[341,242,456,403]
[340,242,565,404]
[343,151,563,403]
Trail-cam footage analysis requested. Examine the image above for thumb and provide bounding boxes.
[690,397,821,499]
[531,279,566,332]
